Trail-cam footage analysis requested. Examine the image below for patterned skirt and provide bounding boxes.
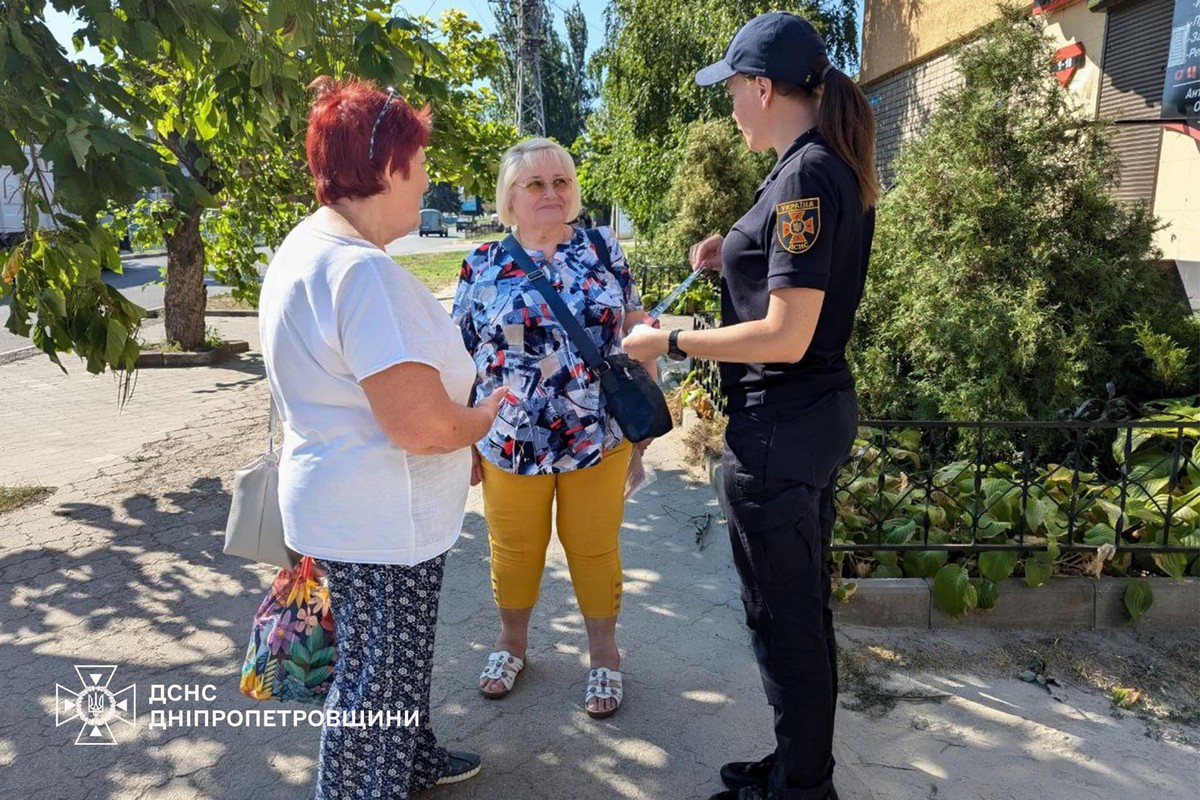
[314,555,450,799]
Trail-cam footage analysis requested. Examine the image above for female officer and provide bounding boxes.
[623,11,878,800]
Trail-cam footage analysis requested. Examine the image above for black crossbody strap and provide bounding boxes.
[585,227,610,270]
[500,234,606,370]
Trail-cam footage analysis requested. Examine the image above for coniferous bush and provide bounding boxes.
[851,9,1198,422]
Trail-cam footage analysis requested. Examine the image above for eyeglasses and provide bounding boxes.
[368,86,396,162]
[515,176,574,195]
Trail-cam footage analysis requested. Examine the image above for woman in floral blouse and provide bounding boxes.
[452,138,654,718]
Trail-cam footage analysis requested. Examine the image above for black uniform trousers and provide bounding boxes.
[722,389,857,800]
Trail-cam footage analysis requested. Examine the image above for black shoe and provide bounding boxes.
[708,787,766,800]
[435,751,481,785]
[708,788,837,800]
[720,753,776,790]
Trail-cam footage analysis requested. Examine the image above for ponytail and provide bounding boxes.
[813,55,880,211]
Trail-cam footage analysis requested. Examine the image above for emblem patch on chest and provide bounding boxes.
[775,198,821,254]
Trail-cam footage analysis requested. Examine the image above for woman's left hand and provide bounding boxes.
[623,312,660,333]
[622,323,667,362]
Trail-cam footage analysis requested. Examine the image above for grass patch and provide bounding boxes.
[0,485,54,513]
[393,250,471,295]
[207,293,255,310]
[140,325,226,353]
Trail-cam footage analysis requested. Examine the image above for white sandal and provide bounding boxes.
[479,650,525,699]
[584,667,623,719]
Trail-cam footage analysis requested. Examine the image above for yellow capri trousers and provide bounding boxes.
[480,440,633,618]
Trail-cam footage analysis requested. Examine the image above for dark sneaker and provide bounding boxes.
[708,787,766,800]
[708,787,838,800]
[720,753,776,790]
[435,751,481,785]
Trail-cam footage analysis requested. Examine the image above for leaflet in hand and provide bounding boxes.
[648,269,705,320]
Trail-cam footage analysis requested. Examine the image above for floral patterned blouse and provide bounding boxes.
[451,226,642,474]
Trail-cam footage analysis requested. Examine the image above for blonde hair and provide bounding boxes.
[495,138,582,227]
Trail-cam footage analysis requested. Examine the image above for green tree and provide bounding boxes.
[649,119,768,265]
[488,0,594,145]
[423,182,461,213]
[584,0,857,239]
[1,2,512,373]
[849,9,1199,422]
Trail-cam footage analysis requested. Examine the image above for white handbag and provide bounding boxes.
[224,397,299,569]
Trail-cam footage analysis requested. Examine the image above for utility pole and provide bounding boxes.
[515,0,546,136]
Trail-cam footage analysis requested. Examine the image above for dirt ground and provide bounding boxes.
[830,624,1200,799]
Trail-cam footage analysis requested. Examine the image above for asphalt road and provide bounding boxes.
[1,228,487,358]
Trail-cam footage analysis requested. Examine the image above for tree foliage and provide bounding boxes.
[1,1,512,374]
[849,10,1199,422]
[583,0,858,241]
[488,0,594,145]
[647,119,769,266]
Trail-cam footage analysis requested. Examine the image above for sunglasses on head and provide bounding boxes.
[516,176,573,195]
[368,86,396,162]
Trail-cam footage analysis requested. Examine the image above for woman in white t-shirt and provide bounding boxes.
[258,76,504,800]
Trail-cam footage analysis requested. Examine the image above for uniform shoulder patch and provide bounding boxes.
[775,198,821,254]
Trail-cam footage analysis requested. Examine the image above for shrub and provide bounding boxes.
[850,9,1198,423]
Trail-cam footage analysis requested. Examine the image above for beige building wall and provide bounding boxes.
[1040,1,1109,118]
[861,0,1020,84]
[1152,130,1200,262]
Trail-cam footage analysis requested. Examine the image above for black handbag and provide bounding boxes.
[500,230,673,443]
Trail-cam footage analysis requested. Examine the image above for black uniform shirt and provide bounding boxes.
[719,128,875,410]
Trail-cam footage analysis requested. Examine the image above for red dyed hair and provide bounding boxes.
[305,76,432,205]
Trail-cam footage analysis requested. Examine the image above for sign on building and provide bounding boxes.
[1033,0,1078,14]
[1053,43,1086,87]
[1163,0,1200,120]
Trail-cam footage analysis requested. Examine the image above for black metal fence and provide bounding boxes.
[839,420,1200,562]
[633,262,692,308]
[689,314,1200,562]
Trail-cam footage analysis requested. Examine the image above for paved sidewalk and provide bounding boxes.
[2,323,858,800]
[1,320,1195,800]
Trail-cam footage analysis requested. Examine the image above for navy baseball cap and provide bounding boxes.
[695,11,827,87]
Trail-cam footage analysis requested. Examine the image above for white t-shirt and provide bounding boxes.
[259,217,476,565]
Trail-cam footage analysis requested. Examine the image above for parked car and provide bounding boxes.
[418,208,448,237]
[443,213,459,227]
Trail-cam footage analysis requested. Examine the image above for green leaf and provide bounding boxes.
[267,0,290,31]
[873,550,898,566]
[304,665,334,687]
[971,578,999,610]
[832,580,858,603]
[0,128,26,170]
[1123,580,1153,623]
[282,658,307,680]
[288,638,312,665]
[1024,553,1054,588]
[64,119,91,169]
[104,318,127,366]
[978,550,1019,583]
[308,623,326,652]
[933,564,977,616]
[903,548,948,579]
[309,646,336,668]
[883,518,917,545]
[1083,523,1118,547]
[1152,537,1188,580]
[250,57,270,89]
[874,563,904,579]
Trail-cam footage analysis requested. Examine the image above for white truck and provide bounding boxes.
[0,148,55,248]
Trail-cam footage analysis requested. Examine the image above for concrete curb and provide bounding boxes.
[698,442,1199,631]
[204,308,258,317]
[136,339,250,368]
[834,576,1199,629]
